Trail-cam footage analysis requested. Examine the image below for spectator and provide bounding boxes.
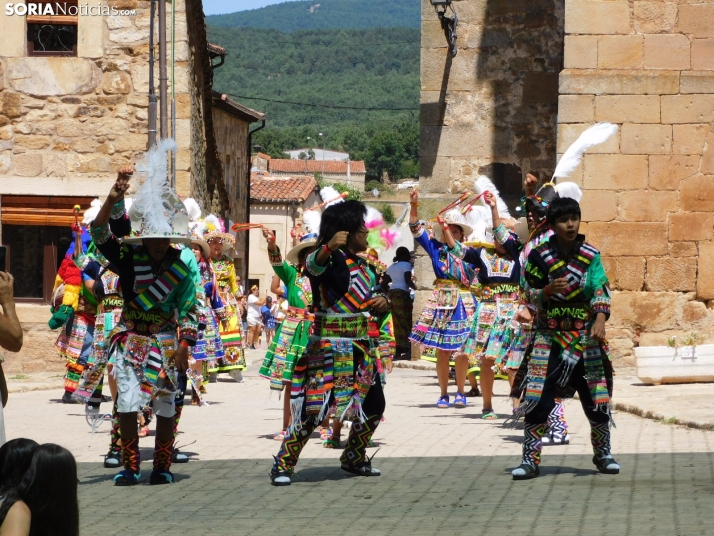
[0,439,38,493]
[0,271,23,446]
[0,443,79,536]
[381,247,416,360]
[261,296,277,348]
[246,286,267,349]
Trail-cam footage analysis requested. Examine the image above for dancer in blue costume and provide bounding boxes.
[408,189,476,409]
[443,192,522,420]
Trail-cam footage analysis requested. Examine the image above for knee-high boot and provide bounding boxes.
[521,422,546,468]
[340,414,381,467]
[274,422,317,472]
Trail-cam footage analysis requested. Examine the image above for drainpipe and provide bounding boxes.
[245,119,266,283]
[158,0,168,139]
[147,0,157,147]
[170,0,176,187]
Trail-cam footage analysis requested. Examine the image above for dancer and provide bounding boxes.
[204,217,246,381]
[324,247,395,450]
[445,191,521,420]
[188,228,227,404]
[258,226,316,440]
[90,144,198,486]
[270,200,388,486]
[510,196,618,480]
[49,222,101,405]
[381,246,415,361]
[408,189,475,409]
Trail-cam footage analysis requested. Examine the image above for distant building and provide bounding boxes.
[284,148,349,161]
[248,174,320,292]
[251,152,271,173]
[267,159,366,189]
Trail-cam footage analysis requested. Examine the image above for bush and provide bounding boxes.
[379,203,395,224]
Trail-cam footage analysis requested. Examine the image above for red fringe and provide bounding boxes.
[58,257,82,286]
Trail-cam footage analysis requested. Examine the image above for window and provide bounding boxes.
[4,225,72,300]
[27,1,78,57]
[1,195,93,302]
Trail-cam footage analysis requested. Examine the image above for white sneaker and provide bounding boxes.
[229,370,244,383]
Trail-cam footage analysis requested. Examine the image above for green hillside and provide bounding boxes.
[207,25,419,181]
[206,0,419,32]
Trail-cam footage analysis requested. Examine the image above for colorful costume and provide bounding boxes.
[90,140,200,486]
[510,232,615,476]
[208,255,246,375]
[258,247,312,391]
[453,224,522,375]
[272,248,385,481]
[409,221,475,354]
[50,230,101,398]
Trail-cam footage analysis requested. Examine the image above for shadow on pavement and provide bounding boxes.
[78,453,714,534]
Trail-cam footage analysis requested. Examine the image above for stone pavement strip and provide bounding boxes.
[4,350,714,535]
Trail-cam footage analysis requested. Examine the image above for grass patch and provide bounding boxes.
[9,374,30,380]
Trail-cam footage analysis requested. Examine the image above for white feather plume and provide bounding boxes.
[464,204,492,243]
[365,205,384,227]
[183,198,202,221]
[189,219,207,237]
[82,198,102,225]
[554,182,583,203]
[204,214,223,234]
[474,175,510,219]
[132,139,177,235]
[302,210,322,235]
[320,186,344,207]
[553,122,618,179]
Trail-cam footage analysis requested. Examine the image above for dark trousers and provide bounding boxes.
[524,346,609,426]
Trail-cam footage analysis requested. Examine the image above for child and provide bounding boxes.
[510,197,618,480]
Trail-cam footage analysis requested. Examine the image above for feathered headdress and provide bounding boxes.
[553,122,618,180]
[124,139,190,244]
[319,186,346,208]
[82,199,102,226]
[473,175,511,219]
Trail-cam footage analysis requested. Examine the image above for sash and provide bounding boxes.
[129,260,188,312]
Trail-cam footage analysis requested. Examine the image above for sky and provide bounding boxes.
[202,0,298,16]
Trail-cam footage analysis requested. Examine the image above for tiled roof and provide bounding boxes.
[255,152,271,160]
[268,159,366,174]
[250,175,317,203]
[211,91,265,122]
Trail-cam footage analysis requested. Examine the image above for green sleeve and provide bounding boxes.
[273,260,297,288]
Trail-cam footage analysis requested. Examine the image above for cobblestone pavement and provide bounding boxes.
[5,352,714,535]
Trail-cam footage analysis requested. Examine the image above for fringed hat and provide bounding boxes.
[203,214,235,254]
[123,139,190,245]
[358,247,388,275]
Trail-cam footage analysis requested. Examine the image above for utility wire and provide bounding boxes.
[231,94,418,111]
[270,40,419,47]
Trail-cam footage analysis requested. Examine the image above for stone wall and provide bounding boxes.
[419,0,714,364]
[421,0,565,203]
[0,0,192,197]
[0,0,195,369]
[213,107,249,273]
[560,0,714,362]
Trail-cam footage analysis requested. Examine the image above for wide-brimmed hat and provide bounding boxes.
[189,234,211,260]
[123,139,191,245]
[433,208,473,241]
[204,214,235,254]
[286,233,318,265]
